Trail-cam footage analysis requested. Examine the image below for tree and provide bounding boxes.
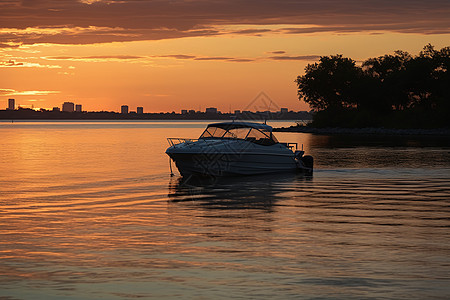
[406,44,450,111]
[296,44,450,128]
[433,46,450,115]
[295,55,361,111]
[362,50,412,110]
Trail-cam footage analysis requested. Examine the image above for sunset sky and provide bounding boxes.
[1,0,449,113]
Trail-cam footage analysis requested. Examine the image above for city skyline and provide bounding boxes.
[3,98,306,115]
[1,1,449,112]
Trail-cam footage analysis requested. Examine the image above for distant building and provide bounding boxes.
[181,109,188,114]
[188,110,195,114]
[62,102,75,112]
[137,107,144,114]
[52,107,60,112]
[280,108,288,114]
[7,99,15,110]
[121,105,129,114]
[234,110,241,114]
[205,107,218,114]
[75,104,82,112]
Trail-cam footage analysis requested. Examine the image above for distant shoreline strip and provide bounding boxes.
[273,126,450,136]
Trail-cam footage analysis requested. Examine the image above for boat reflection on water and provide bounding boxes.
[168,172,312,211]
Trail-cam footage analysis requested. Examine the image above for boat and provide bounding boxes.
[165,121,313,177]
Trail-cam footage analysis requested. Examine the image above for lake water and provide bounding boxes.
[1,120,449,299]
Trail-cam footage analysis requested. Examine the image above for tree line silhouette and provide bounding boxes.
[296,44,449,128]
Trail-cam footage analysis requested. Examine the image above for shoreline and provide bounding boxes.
[273,126,450,136]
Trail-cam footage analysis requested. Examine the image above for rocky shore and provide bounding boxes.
[273,126,450,136]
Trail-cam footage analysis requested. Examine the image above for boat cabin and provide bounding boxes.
[199,122,279,146]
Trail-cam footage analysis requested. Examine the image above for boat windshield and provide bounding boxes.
[199,125,278,145]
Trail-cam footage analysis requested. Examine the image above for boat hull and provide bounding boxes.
[166,139,299,177]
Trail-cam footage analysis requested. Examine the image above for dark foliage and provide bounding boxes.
[296,44,450,128]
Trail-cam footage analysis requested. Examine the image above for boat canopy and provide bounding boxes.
[199,122,278,145]
[206,122,273,131]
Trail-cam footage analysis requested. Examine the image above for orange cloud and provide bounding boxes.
[268,55,321,61]
[45,55,145,62]
[0,0,449,45]
[0,89,60,96]
[43,54,259,63]
[0,59,61,68]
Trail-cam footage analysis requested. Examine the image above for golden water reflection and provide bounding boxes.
[1,121,449,299]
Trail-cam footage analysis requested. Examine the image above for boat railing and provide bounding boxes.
[167,138,199,147]
[168,138,298,150]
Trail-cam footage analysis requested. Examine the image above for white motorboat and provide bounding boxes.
[165,121,313,177]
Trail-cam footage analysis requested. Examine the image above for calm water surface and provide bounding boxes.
[1,121,449,299]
